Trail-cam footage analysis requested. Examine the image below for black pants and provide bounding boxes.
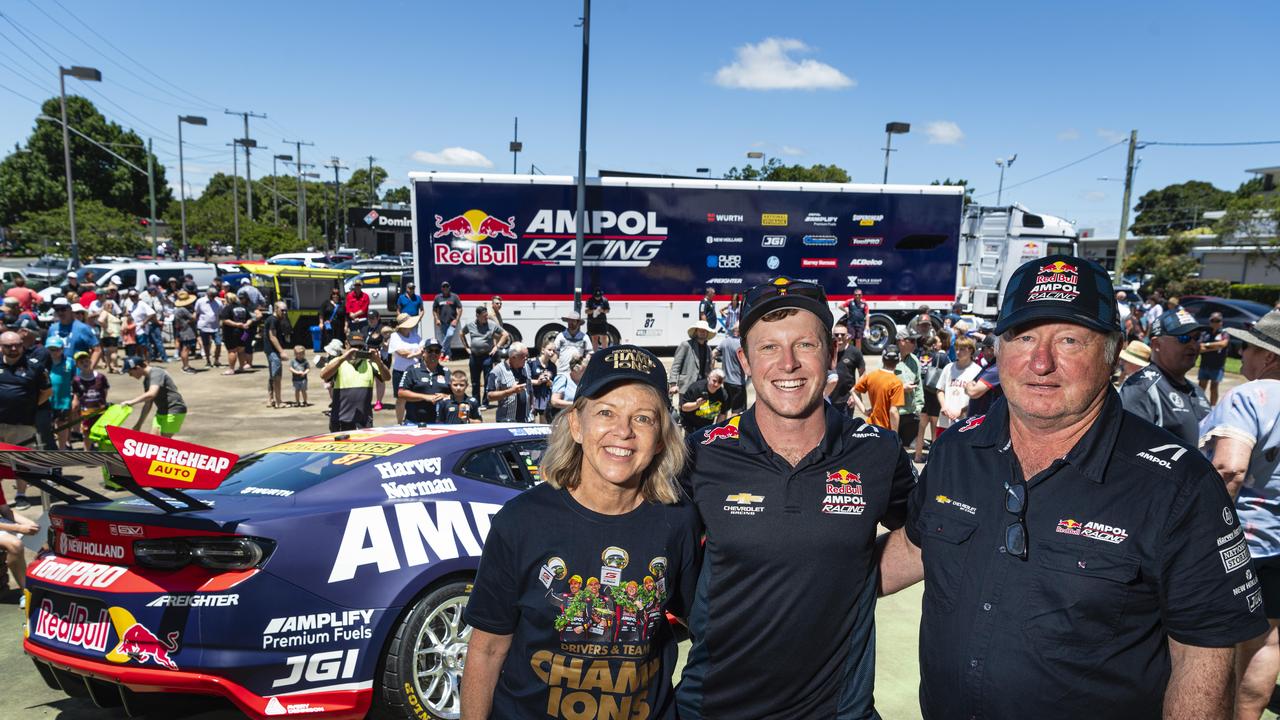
[724,383,747,414]
[470,352,494,404]
[898,413,920,450]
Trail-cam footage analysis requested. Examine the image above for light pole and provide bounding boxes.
[746,150,766,178]
[272,154,292,224]
[572,0,591,313]
[178,115,207,260]
[994,154,1017,204]
[882,121,910,184]
[301,171,320,248]
[229,142,241,258]
[59,65,102,268]
[510,117,522,174]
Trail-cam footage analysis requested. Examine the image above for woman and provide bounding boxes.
[669,321,714,398]
[915,334,948,463]
[719,293,742,336]
[461,345,699,719]
[585,286,611,349]
[319,287,346,346]
[366,310,388,411]
[527,341,558,424]
[172,291,198,374]
[937,336,981,431]
[549,349,588,422]
[98,298,123,373]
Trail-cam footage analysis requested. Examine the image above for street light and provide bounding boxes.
[59,65,101,268]
[995,154,1017,204]
[272,154,293,224]
[882,122,910,184]
[746,151,766,179]
[178,115,207,260]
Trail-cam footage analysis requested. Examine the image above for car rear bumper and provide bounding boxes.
[26,639,372,719]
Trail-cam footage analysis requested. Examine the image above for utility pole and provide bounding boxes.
[1115,130,1138,276]
[365,156,377,205]
[510,117,522,174]
[284,139,314,241]
[226,109,266,219]
[573,0,591,313]
[146,138,158,257]
[228,142,241,258]
[325,157,349,253]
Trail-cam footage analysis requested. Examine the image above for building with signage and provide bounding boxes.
[346,205,413,256]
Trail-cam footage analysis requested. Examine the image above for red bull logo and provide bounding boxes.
[701,417,741,445]
[957,415,986,433]
[106,607,179,670]
[1039,260,1078,275]
[432,210,518,243]
[826,469,861,485]
[1056,518,1083,536]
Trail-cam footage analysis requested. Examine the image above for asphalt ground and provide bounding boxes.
[0,326,1256,718]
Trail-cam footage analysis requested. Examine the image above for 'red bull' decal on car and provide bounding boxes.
[107,607,180,670]
[33,599,112,652]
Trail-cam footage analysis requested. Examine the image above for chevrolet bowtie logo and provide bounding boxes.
[725,493,764,505]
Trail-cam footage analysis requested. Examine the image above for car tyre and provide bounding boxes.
[373,580,473,720]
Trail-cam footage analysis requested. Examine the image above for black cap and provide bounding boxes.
[740,276,834,339]
[423,337,442,349]
[994,255,1120,335]
[881,345,901,361]
[575,345,668,401]
[1150,308,1207,338]
[121,355,145,371]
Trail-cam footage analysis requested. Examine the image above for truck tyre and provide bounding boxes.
[373,580,473,720]
[864,316,897,355]
[501,323,522,343]
[536,325,564,355]
[605,325,621,348]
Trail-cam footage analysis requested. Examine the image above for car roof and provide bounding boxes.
[255,423,550,458]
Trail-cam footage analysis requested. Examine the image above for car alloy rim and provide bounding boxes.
[412,595,471,718]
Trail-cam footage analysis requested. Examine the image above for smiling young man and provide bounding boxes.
[676,277,916,720]
[878,255,1267,719]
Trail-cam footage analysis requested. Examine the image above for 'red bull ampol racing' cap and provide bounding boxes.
[994,254,1120,336]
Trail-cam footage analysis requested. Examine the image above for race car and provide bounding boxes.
[12,422,550,719]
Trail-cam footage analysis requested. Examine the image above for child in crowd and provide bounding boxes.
[46,336,74,449]
[290,346,310,407]
[70,351,109,450]
[438,370,482,424]
[121,308,139,362]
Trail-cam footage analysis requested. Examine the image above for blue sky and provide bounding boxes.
[1,0,1276,236]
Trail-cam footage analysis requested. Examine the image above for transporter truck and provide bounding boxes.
[410,172,1076,353]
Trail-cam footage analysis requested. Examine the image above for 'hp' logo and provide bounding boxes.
[363,210,379,226]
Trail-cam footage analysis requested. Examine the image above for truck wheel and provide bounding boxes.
[374,580,472,720]
[606,325,621,347]
[501,324,522,343]
[864,317,896,355]
[536,325,564,354]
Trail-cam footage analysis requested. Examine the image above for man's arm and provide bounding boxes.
[1205,435,1254,499]
[965,380,992,399]
[370,352,391,382]
[1163,640,1233,720]
[319,352,349,382]
[878,528,924,596]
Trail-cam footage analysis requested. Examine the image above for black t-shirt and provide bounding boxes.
[399,363,450,424]
[829,346,866,407]
[0,358,49,425]
[438,394,482,423]
[262,315,286,352]
[906,393,1268,718]
[677,405,916,718]
[23,345,51,376]
[1119,366,1211,445]
[464,483,700,720]
[433,293,462,326]
[586,296,610,329]
[844,298,869,330]
[1199,329,1230,371]
[698,298,716,325]
[679,379,727,432]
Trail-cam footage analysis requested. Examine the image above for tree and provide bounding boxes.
[1235,176,1266,198]
[931,178,975,207]
[11,200,147,258]
[346,165,389,207]
[383,186,410,204]
[0,96,172,225]
[1122,232,1199,293]
[1130,181,1232,236]
[723,159,851,183]
[1213,193,1280,276]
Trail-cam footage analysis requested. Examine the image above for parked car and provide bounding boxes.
[0,267,29,287]
[1178,295,1273,356]
[15,423,549,720]
[24,256,74,285]
[38,261,218,302]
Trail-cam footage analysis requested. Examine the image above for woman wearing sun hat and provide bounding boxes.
[462,345,699,719]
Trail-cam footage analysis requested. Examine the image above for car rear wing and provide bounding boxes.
[0,429,238,513]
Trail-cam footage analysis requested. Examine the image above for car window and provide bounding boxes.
[509,441,547,485]
[110,268,137,289]
[203,449,378,496]
[295,278,336,309]
[457,447,520,488]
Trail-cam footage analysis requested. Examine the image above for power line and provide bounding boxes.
[1142,140,1280,148]
[0,77,41,105]
[0,25,58,76]
[973,139,1127,199]
[0,11,64,65]
[0,56,48,91]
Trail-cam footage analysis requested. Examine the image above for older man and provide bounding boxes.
[1199,310,1280,718]
[1120,309,1211,444]
[676,277,916,719]
[879,255,1266,719]
[486,342,531,423]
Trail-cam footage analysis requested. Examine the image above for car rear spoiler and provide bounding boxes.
[0,431,237,513]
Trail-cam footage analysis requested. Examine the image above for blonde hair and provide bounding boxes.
[540,385,686,505]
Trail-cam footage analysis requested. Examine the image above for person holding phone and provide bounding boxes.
[319,331,390,431]
[487,342,532,423]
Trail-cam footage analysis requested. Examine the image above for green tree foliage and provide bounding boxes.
[383,186,410,204]
[1235,176,1266,198]
[1213,192,1280,275]
[1122,233,1200,293]
[11,200,147,258]
[723,159,850,183]
[0,96,172,225]
[1130,181,1232,236]
[345,166,389,207]
[931,178,975,207]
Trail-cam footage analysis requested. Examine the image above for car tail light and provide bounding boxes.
[134,537,274,570]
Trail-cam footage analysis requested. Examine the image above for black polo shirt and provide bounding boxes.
[1119,365,1210,445]
[0,357,49,426]
[399,363,449,424]
[677,403,916,719]
[906,392,1268,719]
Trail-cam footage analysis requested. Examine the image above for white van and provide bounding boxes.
[39,261,218,301]
[267,252,329,268]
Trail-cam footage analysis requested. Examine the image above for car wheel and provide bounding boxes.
[375,580,472,720]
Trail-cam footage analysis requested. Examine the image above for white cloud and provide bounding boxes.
[780,145,805,156]
[1096,128,1126,143]
[924,121,965,145]
[1057,128,1080,141]
[411,147,494,168]
[714,38,854,91]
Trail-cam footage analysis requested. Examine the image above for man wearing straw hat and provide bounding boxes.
[1117,339,1151,384]
[553,311,593,373]
[670,320,715,398]
[1199,309,1280,718]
